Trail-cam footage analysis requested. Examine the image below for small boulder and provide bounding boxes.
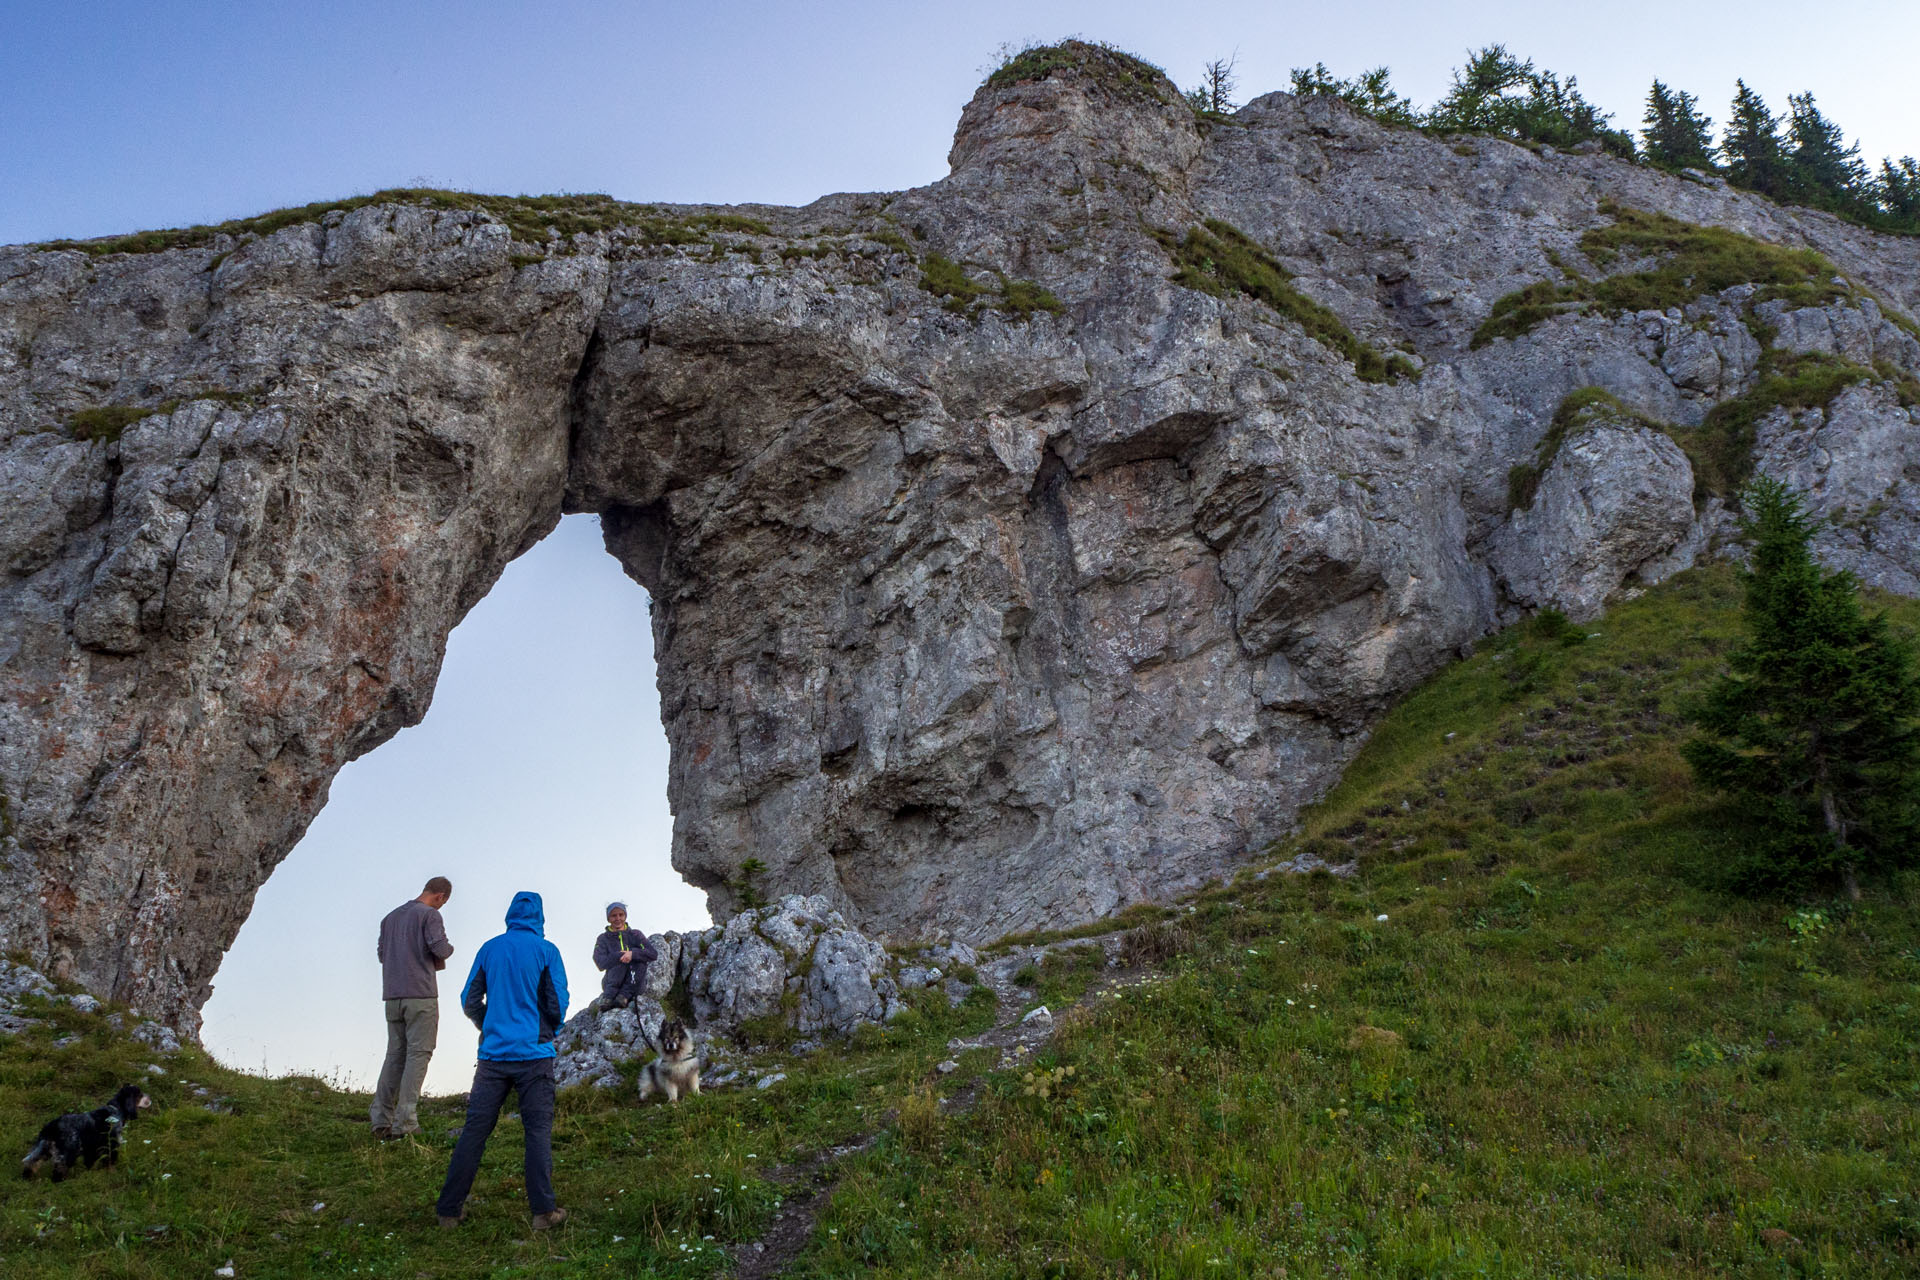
[896,965,941,990]
[131,1021,181,1053]
[800,928,902,1035]
[689,933,787,1027]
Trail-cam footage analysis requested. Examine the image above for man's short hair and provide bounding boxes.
[423,876,453,897]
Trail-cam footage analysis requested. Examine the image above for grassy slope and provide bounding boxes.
[5,566,1918,1277]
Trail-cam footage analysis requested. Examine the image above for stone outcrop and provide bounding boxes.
[6,44,1920,1032]
[551,894,920,1088]
[1488,412,1698,621]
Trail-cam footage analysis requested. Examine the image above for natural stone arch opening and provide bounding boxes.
[198,513,705,1091]
[17,50,1908,1039]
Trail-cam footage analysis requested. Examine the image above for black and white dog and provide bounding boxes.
[21,1084,151,1180]
[636,1019,702,1104]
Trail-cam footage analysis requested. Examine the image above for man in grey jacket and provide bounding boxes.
[371,876,455,1138]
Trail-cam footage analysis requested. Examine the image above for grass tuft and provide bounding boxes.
[64,405,152,444]
[983,40,1174,104]
[918,256,1067,322]
[1473,204,1856,349]
[1161,219,1418,383]
[918,254,990,313]
[64,391,256,443]
[993,277,1067,319]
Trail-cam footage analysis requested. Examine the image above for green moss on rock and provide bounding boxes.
[1473,204,1855,349]
[65,390,256,444]
[1162,219,1417,384]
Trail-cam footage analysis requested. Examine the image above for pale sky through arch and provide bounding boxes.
[7,0,1918,1091]
[200,516,706,1096]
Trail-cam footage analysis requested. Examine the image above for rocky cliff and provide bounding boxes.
[5,44,1919,1032]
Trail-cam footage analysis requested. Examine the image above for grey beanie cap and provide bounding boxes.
[605,901,627,915]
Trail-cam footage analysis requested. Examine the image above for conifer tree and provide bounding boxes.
[1185,54,1239,115]
[1426,46,1632,156]
[1875,157,1920,226]
[1641,80,1715,170]
[1684,479,1920,896]
[1785,91,1868,209]
[1722,81,1788,197]
[1288,63,1418,126]
[1427,45,1535,134]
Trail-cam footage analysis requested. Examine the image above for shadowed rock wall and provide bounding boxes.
[5,50,1920,1031]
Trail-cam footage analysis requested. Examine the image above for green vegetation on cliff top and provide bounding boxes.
[984,40,1175,104]
[5,565,1917,1277]
[34,191,773,257]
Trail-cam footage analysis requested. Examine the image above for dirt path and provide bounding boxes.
[725,933,1153,1277]
[731,1135,879,1280]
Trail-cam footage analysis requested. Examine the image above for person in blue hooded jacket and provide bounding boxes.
[435,891,571,1231]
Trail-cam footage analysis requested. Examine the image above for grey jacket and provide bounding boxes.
[377,900,454,1000]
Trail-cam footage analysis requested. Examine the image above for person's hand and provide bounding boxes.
[620,951,633,964]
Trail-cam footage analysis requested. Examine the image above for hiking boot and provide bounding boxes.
[437,1211,463,1229]
[530,1207,569,1231]
[370,1127,392,1141]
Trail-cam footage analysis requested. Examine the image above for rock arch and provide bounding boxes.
[7,50,1920,1031]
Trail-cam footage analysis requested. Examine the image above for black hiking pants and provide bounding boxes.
[436,1057,556,1217]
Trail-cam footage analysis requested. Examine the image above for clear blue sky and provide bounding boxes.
[9,1,1916,1090]
[7,0,1919,246]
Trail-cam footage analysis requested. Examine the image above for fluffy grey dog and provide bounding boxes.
[636,1019,701,1104]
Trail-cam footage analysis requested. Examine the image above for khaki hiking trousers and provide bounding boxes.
[369,997,439,1134]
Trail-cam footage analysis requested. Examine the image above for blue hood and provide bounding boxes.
[461,892,568,1060]
[504,891,545,935]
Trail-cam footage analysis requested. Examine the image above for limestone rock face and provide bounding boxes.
[800,928,902,1036]
[1,205,606,1032]
[550,894,910,1086]
[1489,421,1698,620]
[677,894,903,1037]
[6,51,1920,1032]
[1753,384,1920,596]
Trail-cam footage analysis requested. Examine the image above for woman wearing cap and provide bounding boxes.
[591,902,658,1011]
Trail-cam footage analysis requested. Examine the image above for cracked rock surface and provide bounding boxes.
[550,894,914,1088]
[5,55,1920,1032]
